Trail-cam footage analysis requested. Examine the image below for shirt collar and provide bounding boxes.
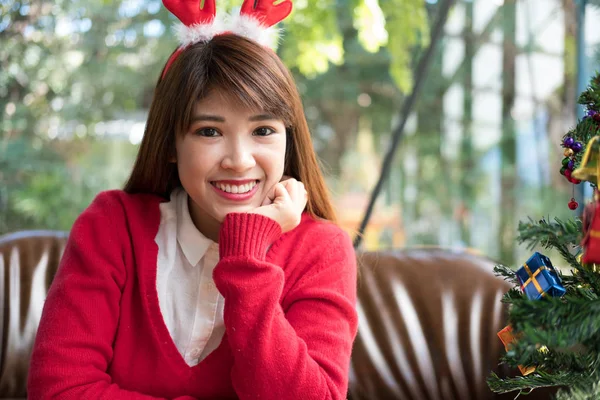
[175,188,214,266]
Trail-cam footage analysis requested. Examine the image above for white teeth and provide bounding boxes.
[214,181,257,194]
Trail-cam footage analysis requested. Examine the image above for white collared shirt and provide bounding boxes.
[155,188,225,366]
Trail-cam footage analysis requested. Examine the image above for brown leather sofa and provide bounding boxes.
[0,231,557,399]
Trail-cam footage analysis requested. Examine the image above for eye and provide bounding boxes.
[253,127,276,136]
[194,127,220,137]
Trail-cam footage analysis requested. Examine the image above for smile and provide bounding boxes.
[212,180,258,194]
[210,180,260,201]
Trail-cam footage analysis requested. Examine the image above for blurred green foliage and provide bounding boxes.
[2,0,596,266]
[0,0,427,234]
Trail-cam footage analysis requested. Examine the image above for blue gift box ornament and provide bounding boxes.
[516,252,566,300]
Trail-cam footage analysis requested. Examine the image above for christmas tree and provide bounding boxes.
[487,72,600,399]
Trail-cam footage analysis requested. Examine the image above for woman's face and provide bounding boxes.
[174,90,287,237]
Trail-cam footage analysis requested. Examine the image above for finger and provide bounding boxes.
[272,182,291,205]
[283,181,306,211]
[295,180,307,199]
[297,185,308,211]
[283,179,302,199]
[262,182,279,206]
[261,195,272,206]
[280,177,296,192]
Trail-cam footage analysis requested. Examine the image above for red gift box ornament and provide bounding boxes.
[497,325,536,376]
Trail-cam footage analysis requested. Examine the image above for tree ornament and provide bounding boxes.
[581,191,600,264]
[563,137,575,148]
[572,142,583,153]
[577,253,600,273]
[497,326,536,376]
[572,136,600,185]
[516,252,566,299]
[562,157,570,166]
[568,198,578,210]
[594,113,600,123]
[564,148,574,157]
[564,169,572,179]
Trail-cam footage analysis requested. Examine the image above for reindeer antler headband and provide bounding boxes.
[161,0,293,78]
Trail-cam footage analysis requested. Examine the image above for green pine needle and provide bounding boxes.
[516,218,582,269]
[487,371,579,394]
[494,264,520,285]
[555,380,600,400]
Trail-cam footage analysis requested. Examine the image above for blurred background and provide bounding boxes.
[2,0,600,266]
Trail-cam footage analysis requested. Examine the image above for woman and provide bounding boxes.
[27,1,358,399]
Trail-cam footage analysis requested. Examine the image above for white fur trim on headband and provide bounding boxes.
[172,16,227,47]
[172,13,281,49]
[227,14,281,48]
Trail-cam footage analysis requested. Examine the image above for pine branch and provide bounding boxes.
[494,264,520,285]
[578,72,600,111]
[502,287,525,303]
[487,371,580,394]
[555,379,600,400]
[557,266,600,296]
[568,119,600,167]
[516,218,582,269]
[571,267,600,295]
[559,274,582,286]
[503,345,597,374]
[562,71,600,174]
[489,359,600,396]
[508,297,600,348]
[562,282,599,301]
[538,351,596,374]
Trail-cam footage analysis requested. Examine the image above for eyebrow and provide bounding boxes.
[190,113,277,123]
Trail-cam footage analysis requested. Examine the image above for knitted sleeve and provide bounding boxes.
[214,213,358,400]
[27,192,195,400]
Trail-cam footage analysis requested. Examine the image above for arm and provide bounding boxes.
[27,192,195,400]
[214,213,358,400]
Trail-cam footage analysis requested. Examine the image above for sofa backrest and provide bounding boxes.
[349,249,509,399]
[0,231,556,399]
[0,231,67,398]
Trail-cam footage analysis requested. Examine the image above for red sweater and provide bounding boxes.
[27,190,358,400]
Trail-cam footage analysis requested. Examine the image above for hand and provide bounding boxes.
[251,176,307,233]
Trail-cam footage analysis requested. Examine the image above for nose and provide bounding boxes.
[220,137,256,172]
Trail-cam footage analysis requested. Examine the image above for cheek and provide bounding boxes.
[176,142,213,182]
[176,148,194,175]
[263,142,286,175]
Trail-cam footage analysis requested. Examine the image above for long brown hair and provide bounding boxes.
[123,34,337,223]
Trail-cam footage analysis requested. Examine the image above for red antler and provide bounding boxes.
[162,0,216,26]
[240,0,292,27]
